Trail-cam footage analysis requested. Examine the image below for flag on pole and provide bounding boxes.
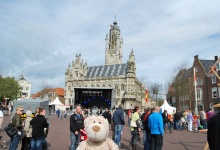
[145,89,149,103]
[194,67,198,114]
[194,68,197,87]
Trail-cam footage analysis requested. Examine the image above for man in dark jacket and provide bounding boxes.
[207,112,220,150]
[113,104,125,147]
[30,108,48,150]
[162,110,171,133]
[174,110,182,130]
[70,105,84,150]
[102,108,111,124]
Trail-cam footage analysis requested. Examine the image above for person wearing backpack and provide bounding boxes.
[21,110,33,150]
[130,106,141,150]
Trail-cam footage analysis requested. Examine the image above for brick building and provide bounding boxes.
[31,87,65,104]
[167,55,219,112]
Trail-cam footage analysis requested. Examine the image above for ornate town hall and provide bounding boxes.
[64,19,146,109]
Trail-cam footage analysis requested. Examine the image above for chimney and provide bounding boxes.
[194,55,198,60]
[214,56,218,61]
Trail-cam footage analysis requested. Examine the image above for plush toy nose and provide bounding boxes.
[92,125,101,132]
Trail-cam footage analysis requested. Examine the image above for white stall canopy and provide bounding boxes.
[49,97,64,105]
[160,100,176,114]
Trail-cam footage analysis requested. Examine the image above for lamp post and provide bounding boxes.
[153,84,159,106]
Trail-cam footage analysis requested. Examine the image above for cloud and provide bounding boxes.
[0,0,220,94]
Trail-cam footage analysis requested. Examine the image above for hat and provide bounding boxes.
[26,110,32,117]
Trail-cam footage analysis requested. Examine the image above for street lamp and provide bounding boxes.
[153,84,159,105]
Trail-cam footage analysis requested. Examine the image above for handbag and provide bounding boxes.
[4,123,17,137]
[130,120,137,127]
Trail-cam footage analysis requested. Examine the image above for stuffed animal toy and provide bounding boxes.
[77,116,119,150]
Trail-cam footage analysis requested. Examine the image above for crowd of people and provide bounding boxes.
[0,102,219,150]
[0,106,49,150]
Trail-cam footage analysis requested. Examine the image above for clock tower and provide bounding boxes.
[105,16,123,65]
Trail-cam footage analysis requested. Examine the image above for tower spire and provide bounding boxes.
[115,13,117,22]
[113,13,117,25]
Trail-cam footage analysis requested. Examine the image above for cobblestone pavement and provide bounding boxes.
[0,114,207,150]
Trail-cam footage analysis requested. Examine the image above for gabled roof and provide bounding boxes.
[31,92,42,99]
[182,67,192,79]
[209,58,220,74]
[87,64,127,77]
[199,59,216,72]
[54,88,64,96]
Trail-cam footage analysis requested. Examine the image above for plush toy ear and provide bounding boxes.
[84,116,94,127]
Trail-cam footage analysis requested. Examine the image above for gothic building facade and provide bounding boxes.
[64,19,146,110]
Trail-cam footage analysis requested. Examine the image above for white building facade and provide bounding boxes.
[64,20,148,110]
[18,75,31,99]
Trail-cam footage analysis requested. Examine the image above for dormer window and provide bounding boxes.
[212,76,216,84]
[216,62,220,71]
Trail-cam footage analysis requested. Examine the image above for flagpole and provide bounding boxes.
[163,80,165,111]
[194,67,198,114]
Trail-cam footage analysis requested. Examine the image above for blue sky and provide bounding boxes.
[0,0,220,94]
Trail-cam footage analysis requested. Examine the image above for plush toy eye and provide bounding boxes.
[99,122,101,124]
[93,121,96,123]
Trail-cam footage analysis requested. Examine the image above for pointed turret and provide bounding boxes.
[129,49,135,62]
[126,49,136,76]
[65,63,71,75]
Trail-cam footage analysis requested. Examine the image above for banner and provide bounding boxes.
[145,90,149,103]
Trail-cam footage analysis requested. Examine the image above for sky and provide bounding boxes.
[0,0,220,94]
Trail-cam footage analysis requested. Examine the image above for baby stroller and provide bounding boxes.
[181,117,188,129]
[0,136,7,149]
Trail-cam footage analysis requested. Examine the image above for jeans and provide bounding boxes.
[143,130,146,145]
[201,119,207,129]
[9,133,21,150]
[128,118,130,126]
[31,138,45,150]
[175,120,182,130]
[151,134,163,150]
[70,131,80,150]
[114,125,123,145]
[144,131,151,150]
[164,122,172,132]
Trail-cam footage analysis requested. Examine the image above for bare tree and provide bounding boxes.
[38,81,54,100]
[167,60,190,111]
